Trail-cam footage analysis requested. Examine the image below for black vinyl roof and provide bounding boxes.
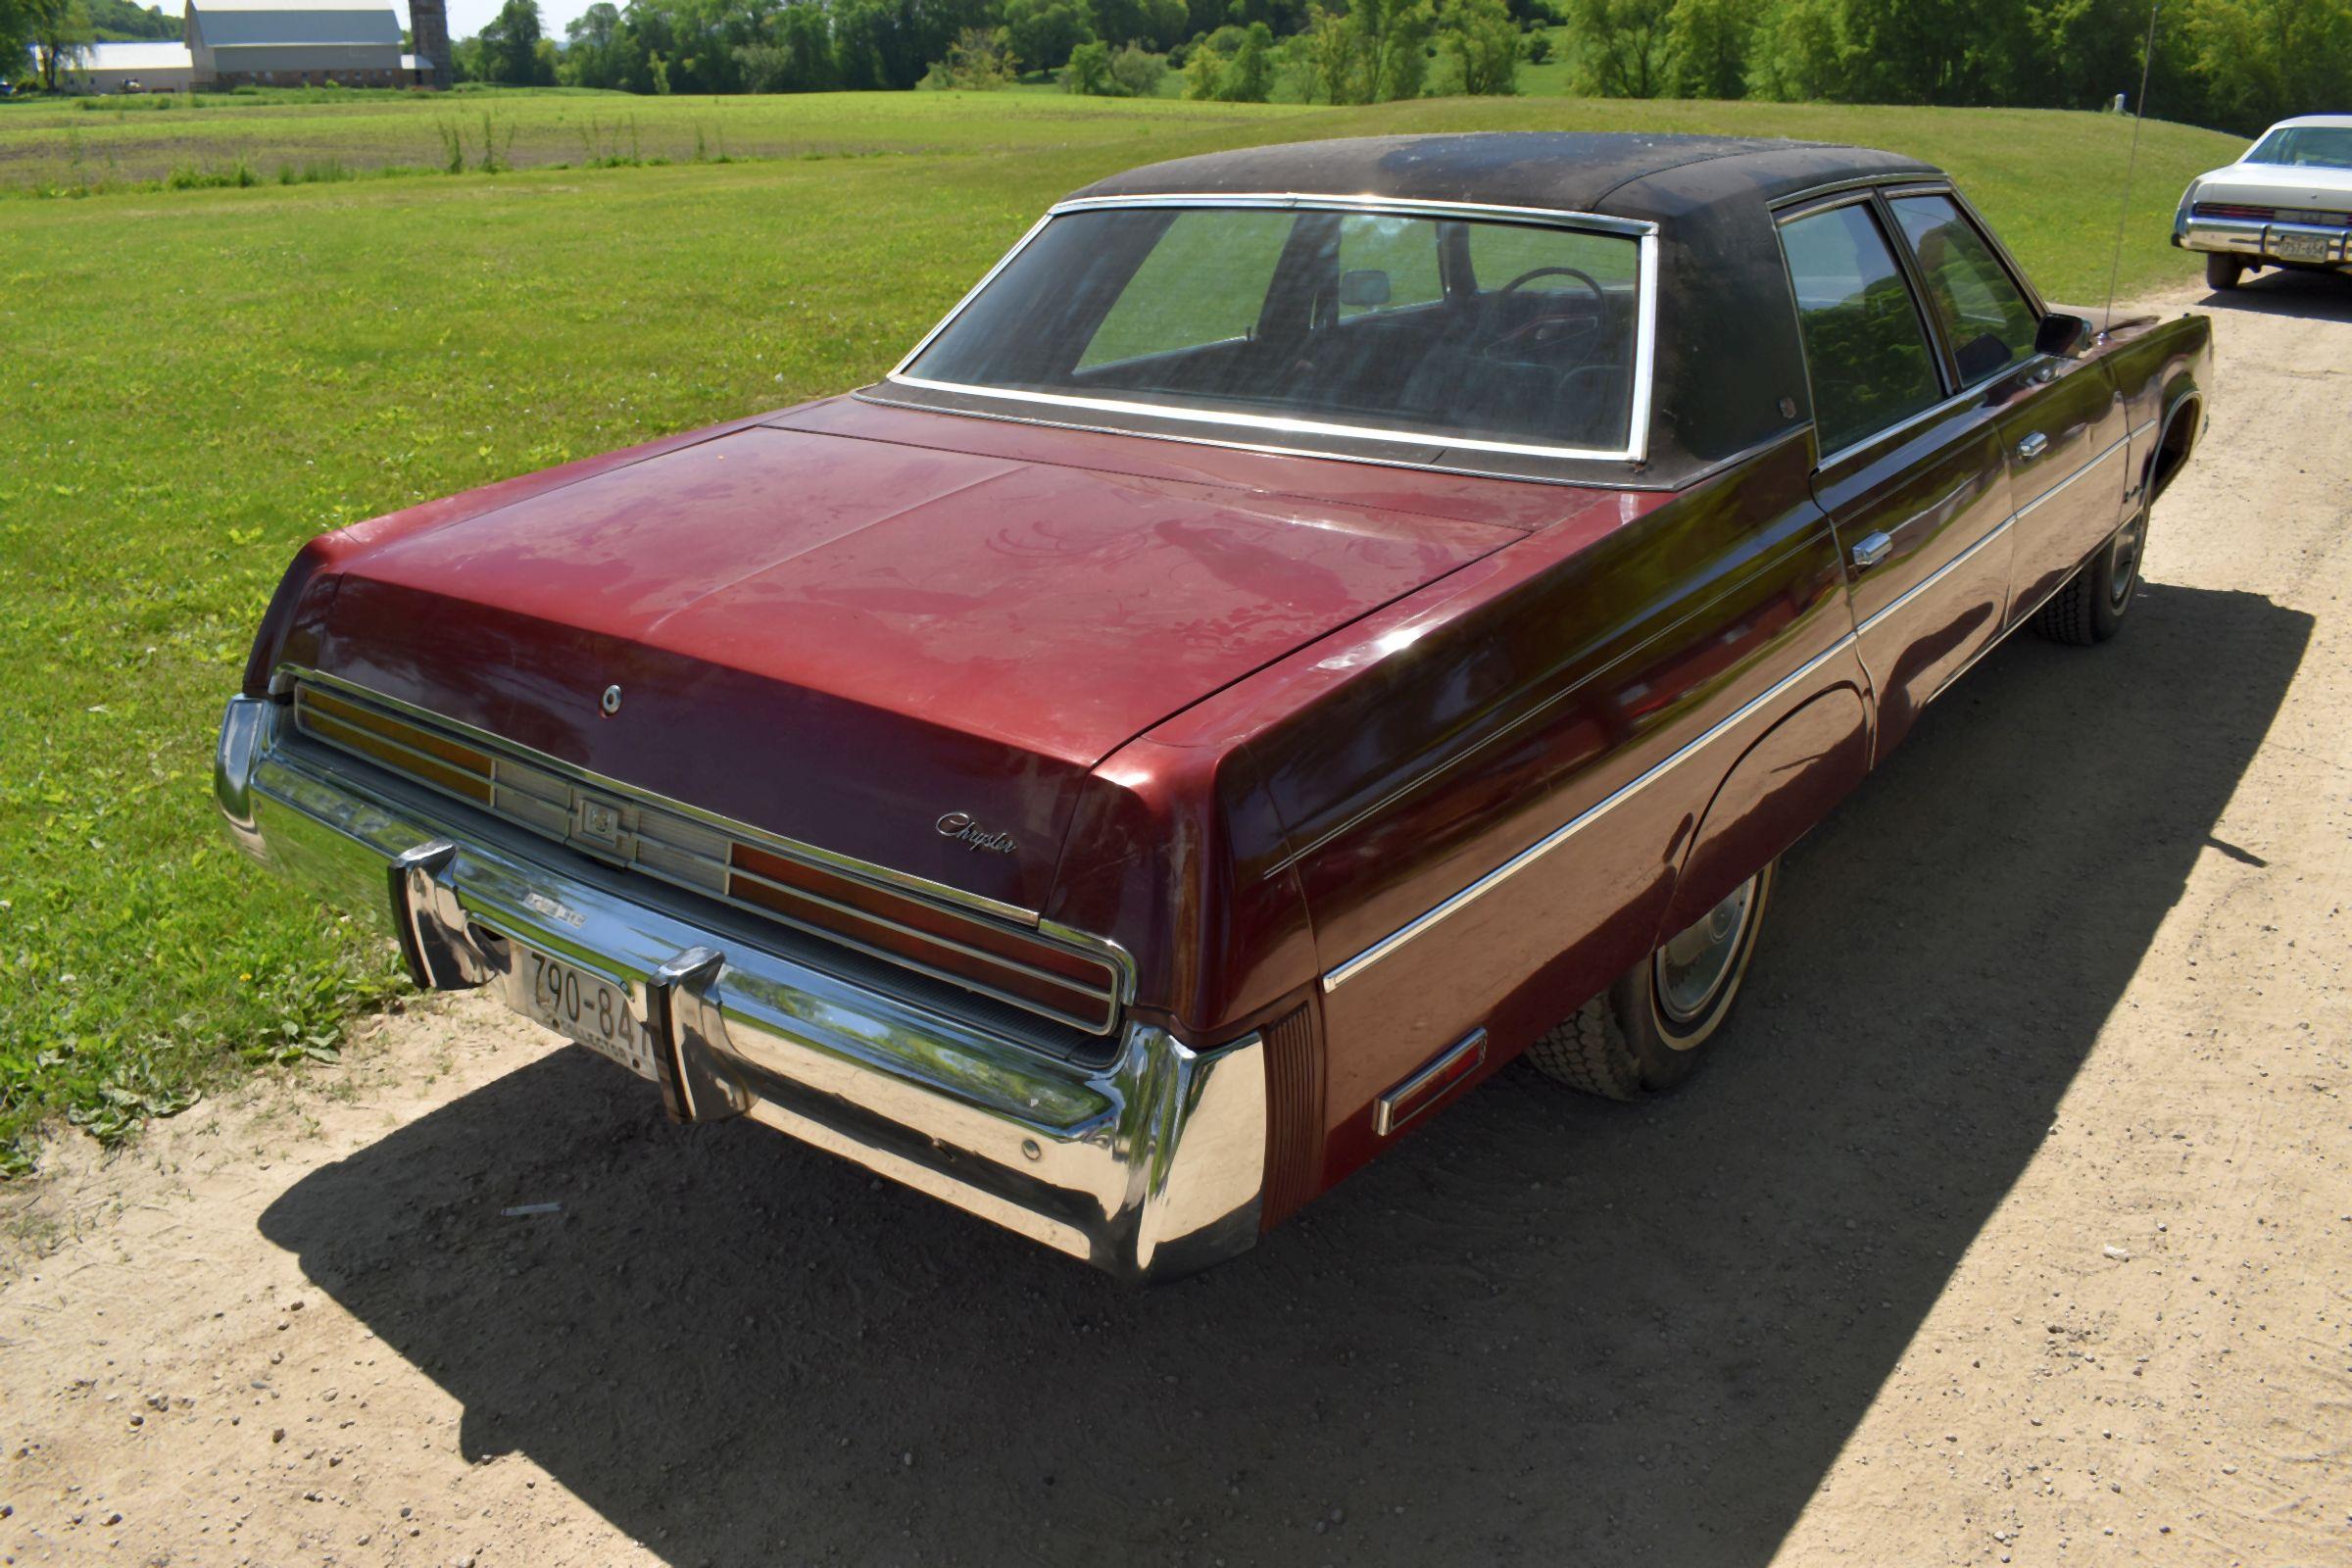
[1067,132,1939,217]
[1060,133,1952,484]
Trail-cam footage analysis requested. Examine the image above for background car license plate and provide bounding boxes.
[2275,233,2328,261]
[509,946,661,1081]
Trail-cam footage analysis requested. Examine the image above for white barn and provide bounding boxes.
[46,0,447,91]
[47,39,199,91]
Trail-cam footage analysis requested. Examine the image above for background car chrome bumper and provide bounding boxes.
[215,695,1266,1282]
[2176,214,2352,267]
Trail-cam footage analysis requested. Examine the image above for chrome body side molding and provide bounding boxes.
[1321,632,1861,992]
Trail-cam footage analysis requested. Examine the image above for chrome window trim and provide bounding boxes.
[277,665,1131,988]
[1320,630,1860,992]
[1774,189,1971,466]
[886,193,1661,466]
[1811,380,1985,472]
[849,386,1678,493]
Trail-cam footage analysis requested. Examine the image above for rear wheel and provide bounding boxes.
[1528,861,1776,1101]
[2205,252,2244,291]
[2033,489,2149,646]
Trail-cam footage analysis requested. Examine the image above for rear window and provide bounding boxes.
[900,205,1648,458]
[2247,124,2352,171]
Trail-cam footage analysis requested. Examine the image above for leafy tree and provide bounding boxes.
[1440,0,1521,92]
[1665,0,1754,97]
[2183,0,2352,132]
[1062,33,1117,86]
[1301,0,1431,100]
[1091,0,1189,47]
[27,0,93,88]
[918,23,1018,82]
[1004,0,1093,69]
[80,0,174,41]
[1566,0,1673,96]
[479,0,551,83]
[1183,23,1231,92]
[1225,17,1276,95]
[0,0,36,81]
[1108,37,1169,87]
[1746,0,1848,98]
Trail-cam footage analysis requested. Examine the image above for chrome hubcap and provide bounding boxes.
[1654,877,1757,1025]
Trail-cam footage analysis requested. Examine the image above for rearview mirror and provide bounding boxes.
[2035,312,2095,359]
[1338,270,1393,310]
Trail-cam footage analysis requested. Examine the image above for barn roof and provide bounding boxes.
[186,0,402,49]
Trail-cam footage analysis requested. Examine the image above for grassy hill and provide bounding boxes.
[0,91,2244,1170]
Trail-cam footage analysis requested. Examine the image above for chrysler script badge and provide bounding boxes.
[936,811,1017,855]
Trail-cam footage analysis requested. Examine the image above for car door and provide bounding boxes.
[1882,189,2130,626]
[1778,193,2018,759]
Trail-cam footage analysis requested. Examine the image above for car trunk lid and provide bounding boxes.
[293,422,1522,913]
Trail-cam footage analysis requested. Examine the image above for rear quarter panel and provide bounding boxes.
[1146,436,1872,1191]
[2100,311,2216,496]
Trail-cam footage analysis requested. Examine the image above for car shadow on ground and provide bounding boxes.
[261,579,2310,1568]
[2195,266,2352,318]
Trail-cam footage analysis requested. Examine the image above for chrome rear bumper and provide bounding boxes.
[2175,213,2352,268]
[216,695,1266,1282]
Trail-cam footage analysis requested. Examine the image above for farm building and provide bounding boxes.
[45,39,198,92]
[43,0,448,91]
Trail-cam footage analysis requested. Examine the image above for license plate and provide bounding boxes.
[506,944,662,1081]
[2274,232,2329,262]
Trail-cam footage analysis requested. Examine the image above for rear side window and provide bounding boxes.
[1888,195,2040,384]
[1780,203,1943,459]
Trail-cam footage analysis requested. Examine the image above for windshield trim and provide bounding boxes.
[886,194,1662,467]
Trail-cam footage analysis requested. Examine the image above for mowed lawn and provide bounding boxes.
[0,92,2243,1171]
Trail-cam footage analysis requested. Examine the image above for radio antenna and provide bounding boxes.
[2102,4,2161,332]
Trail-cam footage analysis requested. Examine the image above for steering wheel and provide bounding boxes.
[1498,265,1606,306]
[1486,266,1608,359]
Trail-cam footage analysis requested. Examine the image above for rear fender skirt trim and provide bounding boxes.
[1319,630,1860,992]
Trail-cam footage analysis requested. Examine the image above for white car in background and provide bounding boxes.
[2175,115,2352,290]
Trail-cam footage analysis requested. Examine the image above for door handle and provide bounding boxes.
[2017,431,2050,460]
[1850,531,1893,570]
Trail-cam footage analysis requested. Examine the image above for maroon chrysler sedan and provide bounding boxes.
[216,134,2213,1279]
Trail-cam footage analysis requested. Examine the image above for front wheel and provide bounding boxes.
[2033,492,2149,646]
[2205,252,2244,291]
[1527,861,1777,1101]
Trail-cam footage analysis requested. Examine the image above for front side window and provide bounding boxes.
[901,205,1646,457]
[1780,203,1943,459]
[1888,194,2040,384]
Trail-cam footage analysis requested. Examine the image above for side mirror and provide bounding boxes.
[2034,312,2095,359]
[1338,269,1393,310]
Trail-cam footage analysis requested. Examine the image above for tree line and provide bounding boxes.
[440,0,2350,129]
[453,0,1552,100]
[1561,0,2352,133]
[9,0,2342,133]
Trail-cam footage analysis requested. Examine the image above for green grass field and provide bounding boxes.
[0,89,2244,1172]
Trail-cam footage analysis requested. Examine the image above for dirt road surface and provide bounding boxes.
[4,276,2348,1568]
